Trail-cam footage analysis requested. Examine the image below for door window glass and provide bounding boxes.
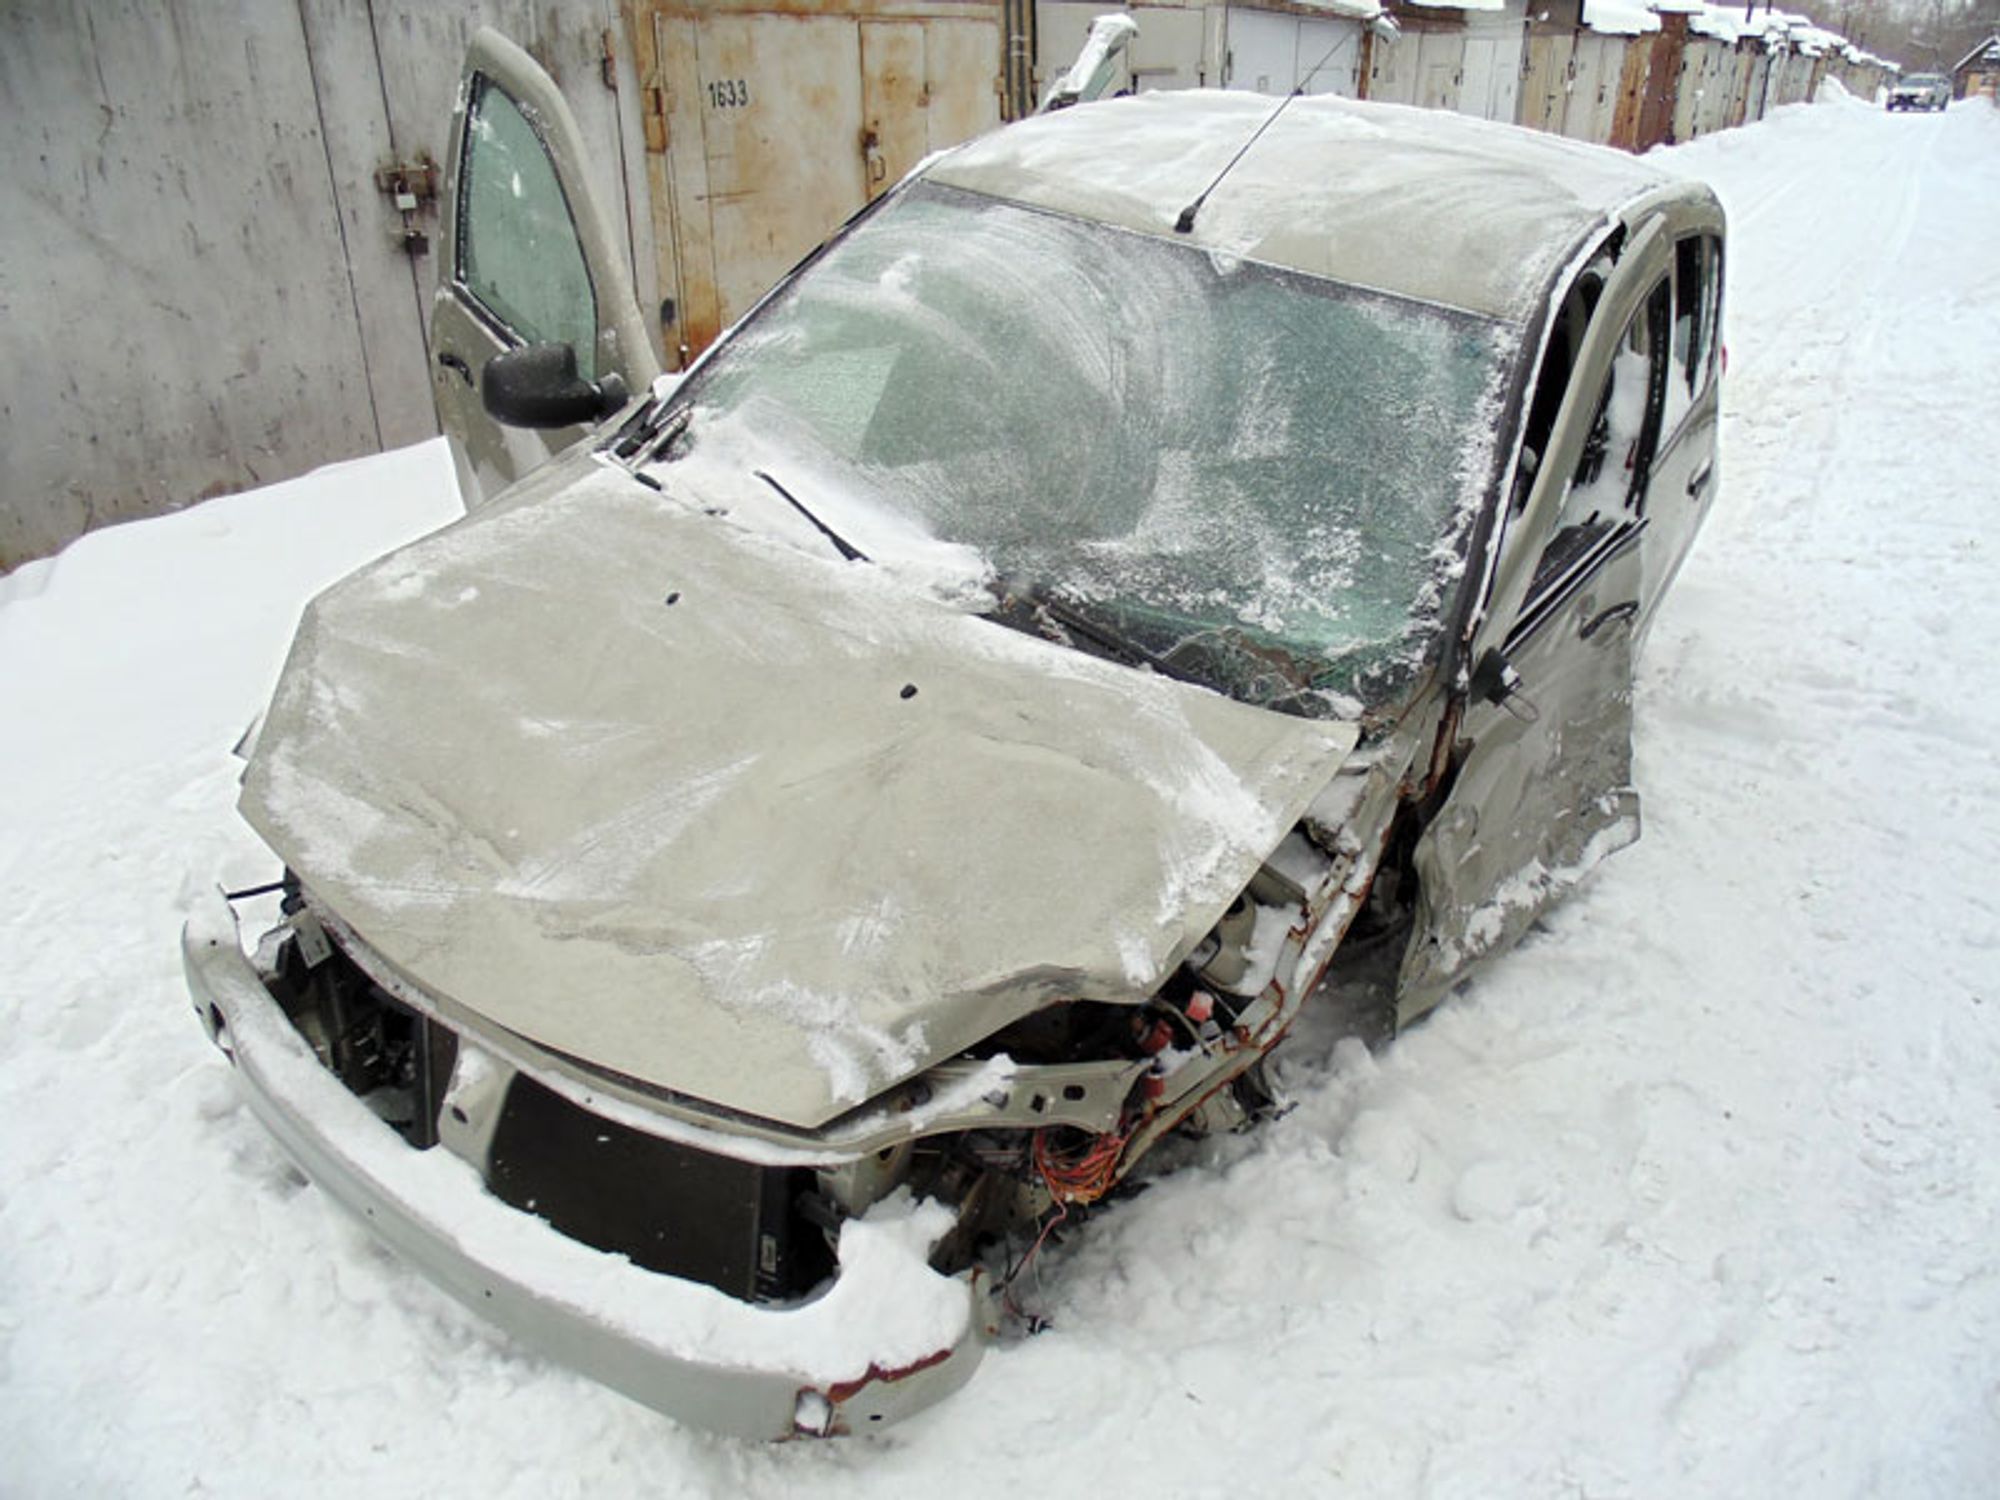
[1664,234,1721,435]
[1696,235,1722,386]
[459,77,597,378]
[1527,278,1668,601]
[1513,263,1606,515]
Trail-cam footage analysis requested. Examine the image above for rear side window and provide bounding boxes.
[458,77,598,378]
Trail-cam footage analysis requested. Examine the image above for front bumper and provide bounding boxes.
[181,890,987,1439]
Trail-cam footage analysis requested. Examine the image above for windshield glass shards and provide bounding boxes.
[646,181,1519,717]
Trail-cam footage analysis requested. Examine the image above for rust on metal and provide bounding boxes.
[630,0,1004,365]
[821,1344,957,1406]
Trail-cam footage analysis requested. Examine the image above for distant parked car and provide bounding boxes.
[185,30,1725,1438]
[1888,74,1951,110]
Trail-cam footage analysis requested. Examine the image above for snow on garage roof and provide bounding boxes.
[1292,0,1387,20]
[1751,9,1839,54]
[1688,5,1743,44]
[925,90,1678,323]
[1583,0,1662,36]
[1951,35,2000,72]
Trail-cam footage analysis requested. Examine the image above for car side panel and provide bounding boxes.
[1641,388,1718,633]
[1398,206,1686,1018]
[1398,547,1642,1026]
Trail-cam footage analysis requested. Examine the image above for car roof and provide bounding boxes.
[925,90,1686,323]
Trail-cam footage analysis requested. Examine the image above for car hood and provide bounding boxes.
[240,457,1355,1130]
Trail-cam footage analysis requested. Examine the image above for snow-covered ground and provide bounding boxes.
[4,91,1998,1496]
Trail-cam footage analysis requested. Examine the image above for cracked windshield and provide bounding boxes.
[657,181,1516,718]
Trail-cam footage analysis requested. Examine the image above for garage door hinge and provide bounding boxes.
[644,85,669,153]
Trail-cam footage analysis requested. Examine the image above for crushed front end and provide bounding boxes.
[186,440,1382,1436]
[182,883,991,1439]
[184,713,1402,1437]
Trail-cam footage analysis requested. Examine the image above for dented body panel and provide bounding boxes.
[240,447,1354,1130]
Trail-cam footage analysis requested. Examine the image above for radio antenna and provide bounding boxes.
[1174,36,1352,234]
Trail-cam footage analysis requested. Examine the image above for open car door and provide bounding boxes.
[432,28,659,507]
[1398,228,1677,1024]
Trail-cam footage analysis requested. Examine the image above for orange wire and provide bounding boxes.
[1033,1126,1130,1204]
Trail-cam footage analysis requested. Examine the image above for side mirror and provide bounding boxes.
[481,343,629,430]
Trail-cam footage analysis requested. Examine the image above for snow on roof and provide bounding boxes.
[1753,10,1801,47]
[1582,0,1660,37]
[1400,0,1508,11]
[1952,35,2000,74]
[930,89,1681,322]
[1649,2,1876,63]
[1686,4,1741,44]
[1293,0,1387,20]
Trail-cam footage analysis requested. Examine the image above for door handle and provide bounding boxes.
[1687,462,1713,499]
[437,351,473,386]
[1581,600,1640,639]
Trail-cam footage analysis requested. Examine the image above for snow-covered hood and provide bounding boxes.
[241,459,1355,1129]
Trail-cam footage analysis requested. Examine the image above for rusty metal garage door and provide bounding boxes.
[636,1,1007,367]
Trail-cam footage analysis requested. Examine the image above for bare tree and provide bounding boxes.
[1798,0,1997,68]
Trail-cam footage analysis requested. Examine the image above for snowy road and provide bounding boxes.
[4,91,1998,1497]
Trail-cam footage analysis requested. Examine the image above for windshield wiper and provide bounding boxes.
[991,577,1207,687]
[609,397,691,464]
[754,470,870,564]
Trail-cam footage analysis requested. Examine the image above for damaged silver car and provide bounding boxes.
[184,30,1723,1439]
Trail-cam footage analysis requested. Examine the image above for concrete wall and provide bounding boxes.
[1,2,380,568]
